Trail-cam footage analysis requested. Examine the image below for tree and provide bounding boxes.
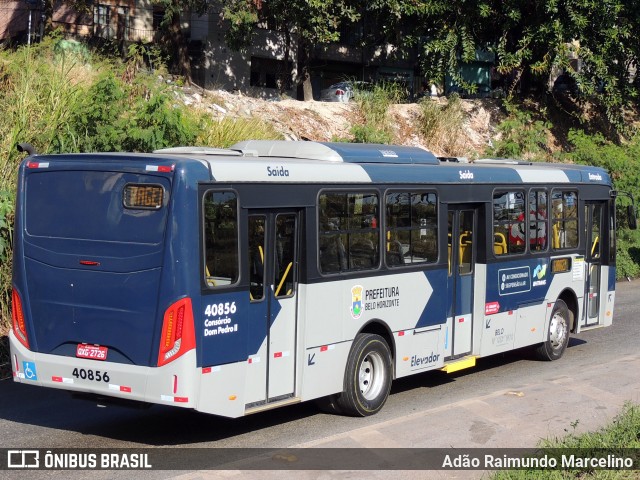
[152,0,210,83]
[222,0,359,99]
[364,1,640,131]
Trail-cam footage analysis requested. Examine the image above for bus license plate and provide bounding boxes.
[76,344,108,361]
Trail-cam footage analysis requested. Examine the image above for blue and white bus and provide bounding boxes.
[9,141,635,417]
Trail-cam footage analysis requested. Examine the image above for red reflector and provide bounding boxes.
[202,367,212,374]
[175,306,185,340]
[274,352,283,358]
[173,375,178,394]
[158,165,173,172]
[157,298,195,367]
[320,345,328,352]
[174,397,188,403]
[12,288,29,349]
[52,376,62,383]
[79,260,100,266]
[120,386,131,393]
[458,318,464,323]
[398,331,405,336]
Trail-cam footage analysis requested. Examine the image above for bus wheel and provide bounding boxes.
[336,333,392,416]
[535,299,570,361]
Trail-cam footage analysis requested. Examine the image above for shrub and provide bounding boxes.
[487,101,551,161]
[418,94,466,155]
[349,82,402,143]
[197,116,283,148]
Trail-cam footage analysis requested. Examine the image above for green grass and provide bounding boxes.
[349,82,404,144]
[197,116,283,148]
[418,93,467,155]
[491,403,640,479]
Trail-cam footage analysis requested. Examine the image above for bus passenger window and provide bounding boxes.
[203,191,239,287]
[318,192,379,274]
[493,191,525,255]
[458,211,473,274]
[551,190,578,250]
[587,204,602,259]
[275,214,296,297]
[529,190,548,251]
[248,216,265,300]
[385,191,437,266]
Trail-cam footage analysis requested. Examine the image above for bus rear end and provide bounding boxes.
[10,155,199,407]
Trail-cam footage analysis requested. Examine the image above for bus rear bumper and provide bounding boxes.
[9,331,199,409]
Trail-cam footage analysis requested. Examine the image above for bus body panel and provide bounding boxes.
[15,166,175,367]
[10,330,199,407]
[10,143,622,418]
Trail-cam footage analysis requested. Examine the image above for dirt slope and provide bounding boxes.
[181,87,505,158]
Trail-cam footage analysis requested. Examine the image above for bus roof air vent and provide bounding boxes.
[230,140,343,162]
[473,158,533,165]
[153,146,242,156]
[229,140,439,165]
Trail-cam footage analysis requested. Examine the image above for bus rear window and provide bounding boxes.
[203,191,239,287]
[25,171,169,244]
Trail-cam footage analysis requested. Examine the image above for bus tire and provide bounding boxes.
[336,333,392,417]
[535,299,570,361]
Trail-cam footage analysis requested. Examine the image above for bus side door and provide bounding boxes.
[446,205,478,359]
[245,210,300,407]
[583,202,604,327]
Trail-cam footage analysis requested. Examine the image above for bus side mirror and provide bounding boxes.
[628,205,637,230]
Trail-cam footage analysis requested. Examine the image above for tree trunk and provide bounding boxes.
[169,8,192,85]
[280,27,291,95]
[302,69,314,101]
[298,43,314,101]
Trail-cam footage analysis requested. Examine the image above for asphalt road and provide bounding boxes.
[1,279,639,479]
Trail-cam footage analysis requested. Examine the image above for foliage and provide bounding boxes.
[0,38,206,334]
[0,191,13,335]
[348,82,402,144]
[487,101,551,161]
[150,0,211,80]
[562,130,640,279]
[196,116,283,148]
[491,403,640,479]
[350,124,393,144]
[616,229,640,280]
[565,131,640,212]
[221,0,359,93]
[418,94,466,155]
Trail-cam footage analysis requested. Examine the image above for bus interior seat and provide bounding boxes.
[494,232,507,255]
[319,235,347,272]
[386,240,405,266]
[459,231,472,266]
[350,238,375,269]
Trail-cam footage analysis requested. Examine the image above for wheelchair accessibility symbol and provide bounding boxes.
[22,361,38,381]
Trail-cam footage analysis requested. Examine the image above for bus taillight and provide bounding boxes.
[12,288,29,349]
[158,297,195,367]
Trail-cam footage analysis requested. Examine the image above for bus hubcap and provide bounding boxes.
[359,351,385,400]
[549,313,567,349]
